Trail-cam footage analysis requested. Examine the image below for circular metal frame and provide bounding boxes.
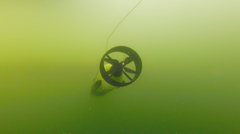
[100,46,142,87]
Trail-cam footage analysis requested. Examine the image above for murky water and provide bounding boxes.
[1,0,240,133]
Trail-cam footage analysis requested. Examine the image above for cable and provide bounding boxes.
[105,0,142,52]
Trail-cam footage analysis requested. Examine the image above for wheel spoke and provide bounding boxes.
[104,58,119,65]
[106,54,112,59]
[124,56,134,65]
[124,67,136,74]
[123,71,133,81]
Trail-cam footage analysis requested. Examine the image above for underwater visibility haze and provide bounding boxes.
[1,0,240,133]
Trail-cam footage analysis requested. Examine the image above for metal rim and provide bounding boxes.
[100,46,142,87]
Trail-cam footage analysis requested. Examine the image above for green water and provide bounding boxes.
[1,0,239,134]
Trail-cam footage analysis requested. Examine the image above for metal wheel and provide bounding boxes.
[100,46,142,87]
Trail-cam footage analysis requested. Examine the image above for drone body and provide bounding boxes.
[91,64,124,96]
[91,46,142,96]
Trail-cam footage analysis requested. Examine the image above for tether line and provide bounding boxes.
[105,0,142,52]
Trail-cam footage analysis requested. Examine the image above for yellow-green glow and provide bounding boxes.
[0,0,239,133]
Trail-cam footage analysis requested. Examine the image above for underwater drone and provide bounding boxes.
[91,46,142,96]
[90,0,143,96]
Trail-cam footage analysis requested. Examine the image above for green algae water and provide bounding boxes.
[1,0,240,133]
